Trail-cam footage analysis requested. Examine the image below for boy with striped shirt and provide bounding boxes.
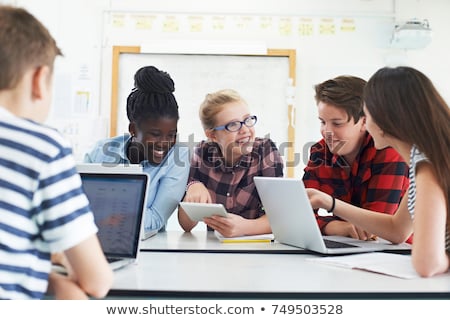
[0,5,112,299]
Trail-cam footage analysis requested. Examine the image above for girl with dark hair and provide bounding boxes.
[307,66,450,277]
[85,66,190,233]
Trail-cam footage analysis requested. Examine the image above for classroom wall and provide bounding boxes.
[5,0,450,230]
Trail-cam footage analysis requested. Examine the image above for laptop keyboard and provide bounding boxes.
[107,257,122,263]
[324,239,358,248]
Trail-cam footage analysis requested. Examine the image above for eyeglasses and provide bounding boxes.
[212,115,258,132]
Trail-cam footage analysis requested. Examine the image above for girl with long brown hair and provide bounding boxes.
[307,66,450,277]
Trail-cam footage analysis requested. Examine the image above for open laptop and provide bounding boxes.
[76,163,143,174]
[77,164,157,240]
[80,172,148,270]
[254,177,411,255]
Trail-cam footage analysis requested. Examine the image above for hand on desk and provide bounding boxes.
[323,220,378,241]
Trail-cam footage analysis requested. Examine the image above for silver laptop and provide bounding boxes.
[77,163,157,240]
[254,177,411,255]
[80,172,148,270]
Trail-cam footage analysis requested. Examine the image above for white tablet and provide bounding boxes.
[179,202,229,222]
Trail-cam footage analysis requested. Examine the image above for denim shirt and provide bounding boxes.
[84,134,190,231]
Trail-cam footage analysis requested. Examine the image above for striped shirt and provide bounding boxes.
[408,145,450,251]
[0,107,98,299]
[188,138,283,226]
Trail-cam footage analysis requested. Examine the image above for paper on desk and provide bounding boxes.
[307,252,420,279]
[214,230,274,243]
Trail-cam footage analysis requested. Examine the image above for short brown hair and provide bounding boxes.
[0,5,62,90]
[314,75,366,123]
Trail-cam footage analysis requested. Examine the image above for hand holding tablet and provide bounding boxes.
[179,202,229,222]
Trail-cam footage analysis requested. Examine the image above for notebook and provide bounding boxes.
[80,171,148,270]
[254,177,411,255]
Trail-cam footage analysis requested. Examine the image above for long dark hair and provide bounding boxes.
[364,66,450,227]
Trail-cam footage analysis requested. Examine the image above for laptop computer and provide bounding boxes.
[77,164,157,240]
[76,163,143,174]
[254,177,411,255]
[80,172,148,270]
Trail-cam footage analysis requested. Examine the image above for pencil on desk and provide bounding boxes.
[221,239,273,243]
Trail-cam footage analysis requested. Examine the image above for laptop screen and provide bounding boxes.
[79,172,148,258]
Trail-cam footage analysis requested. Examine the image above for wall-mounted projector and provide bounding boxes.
[391,19,432,49]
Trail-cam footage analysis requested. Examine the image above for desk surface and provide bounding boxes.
[109,231,450,299]
[111,251,450,299]
[140,230,304,253]
[139,230,411,254]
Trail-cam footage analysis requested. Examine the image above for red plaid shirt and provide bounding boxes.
[303,133,410,240]
[188,138,284,222]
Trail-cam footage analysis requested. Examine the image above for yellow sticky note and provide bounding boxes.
[319,18,335,35]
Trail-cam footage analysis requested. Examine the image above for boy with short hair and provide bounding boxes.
[0,5,113,299]
[303,75,410,241]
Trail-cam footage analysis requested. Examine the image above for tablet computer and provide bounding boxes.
[179,202,229,222]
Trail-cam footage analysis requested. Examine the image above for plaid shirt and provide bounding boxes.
[303,133,409,234]
[189,138,284,220]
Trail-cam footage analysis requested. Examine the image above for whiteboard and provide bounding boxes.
[111,47,296,176]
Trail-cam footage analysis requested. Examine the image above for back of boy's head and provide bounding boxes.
[126,66,179,124]
[314,75,366,123]
[0,5,62,90]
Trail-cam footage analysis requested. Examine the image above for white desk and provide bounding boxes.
[109,231,450,299]
[111,251,450,299]
[139,230,304,253]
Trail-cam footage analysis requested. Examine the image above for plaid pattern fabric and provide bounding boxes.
[303,133,409,233]
[188,138,284,220]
